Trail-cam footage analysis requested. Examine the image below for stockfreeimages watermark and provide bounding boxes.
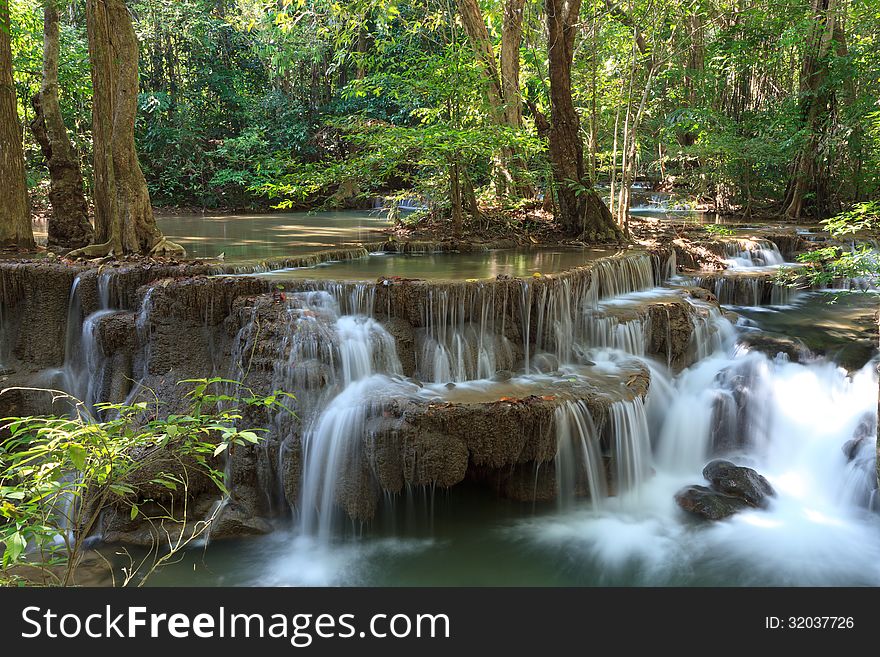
[20,606,451,646]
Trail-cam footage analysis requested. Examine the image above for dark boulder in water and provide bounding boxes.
[674,485,751,520]
[676,460,776,520]
[702,459,776,508]
[492,370,514,382]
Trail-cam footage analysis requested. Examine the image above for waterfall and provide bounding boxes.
[664,251,678,281]
[554,400,607,509]
[232,288,406,538]
[593,253,656,299]
[298,313,402,538]
[653,354,730,472]
[694,274,795,307]
[607,397,652,494]
[582,313,648,356]
[62,272,117,417]
[723,238,785,269]
[685,298,736,362]
[522,252,661,368]
[416,285,515,382]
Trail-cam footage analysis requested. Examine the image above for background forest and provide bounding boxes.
[5,0,880,229]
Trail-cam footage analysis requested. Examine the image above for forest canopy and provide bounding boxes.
[3,0,880,241]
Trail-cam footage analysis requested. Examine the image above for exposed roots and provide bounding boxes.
[67,237,187,259]
[150,237,187,258]
[67,240,115,259]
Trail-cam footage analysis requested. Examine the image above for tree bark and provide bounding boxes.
[545,0,620,240]
[449,158,463,239]
[783,0,838,220]
[30,3,93,249]
[500,0,525,129]
[73,0,184,257]
[0,0,35,248]
[456,0,528,198]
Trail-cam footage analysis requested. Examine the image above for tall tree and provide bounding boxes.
[0,0,35,249]
[30,2,94,249]
[783,0,840,220]
[72,0,183,257]
[457,0,527,197]
[543,0,620,240]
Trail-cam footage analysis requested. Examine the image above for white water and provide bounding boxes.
[555,400,607,509]
[297,310,402,539]
[61,272,118,417]
[723,238,786,269]
[513,343,880,585]
[30,236,866,587]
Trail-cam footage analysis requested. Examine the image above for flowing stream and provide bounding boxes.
[31,212,880,586]
[137,232,880,586]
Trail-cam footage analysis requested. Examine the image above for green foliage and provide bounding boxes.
[787,203,880,290]
[702,224,736,237]
[0,378,294,586]
[7,0,880,214]
[820,201,880,237]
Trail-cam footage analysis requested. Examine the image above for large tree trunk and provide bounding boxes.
[73,0,183,257]
[545,0,620,241]
[30,4,93,249]
[0,0,35,248]
[783,0,839,220]
[456,0,528,199]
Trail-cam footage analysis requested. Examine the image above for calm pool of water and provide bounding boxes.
[32,210,390,260]
[253,247,624,281]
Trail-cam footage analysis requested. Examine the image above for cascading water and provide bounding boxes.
[249,290,405,540]
[525,252,661,367]
[581,313,648,355]
[416,285,515,382]
[723,238,785,269]
[554,400,607,509]
[692,237,798,307]
[607,397,653,494]
[62,271,117,417]
[151,242,879,586]
[511,316,880,585]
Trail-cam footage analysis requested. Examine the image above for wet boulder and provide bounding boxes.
[674,485,751,520]
[701,459,776,508]
[739,333,812,363]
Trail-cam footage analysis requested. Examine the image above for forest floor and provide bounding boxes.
[382,203,812,272]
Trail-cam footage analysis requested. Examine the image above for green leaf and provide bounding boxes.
[130,505,139,520]
[5,532,26,563]
[68,444,87,470]
[238,431,260,444]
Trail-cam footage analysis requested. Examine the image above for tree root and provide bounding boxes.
[150,237,187,258]
[67,237,187,259]
[67,240,115,259]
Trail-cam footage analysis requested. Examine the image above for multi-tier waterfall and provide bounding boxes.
[9,236,876,586]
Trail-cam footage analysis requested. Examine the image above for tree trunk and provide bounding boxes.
[457,0,528,199]
[30,4,93,249]
[0,0,35,248]
[449,159,463,239]
[545,0,620,241]
[73,0,183,257]
[783,0,838,220]
[501,0,530,196]
[500,0,525,129]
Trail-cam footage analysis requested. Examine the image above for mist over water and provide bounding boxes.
[64,222,870,587]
